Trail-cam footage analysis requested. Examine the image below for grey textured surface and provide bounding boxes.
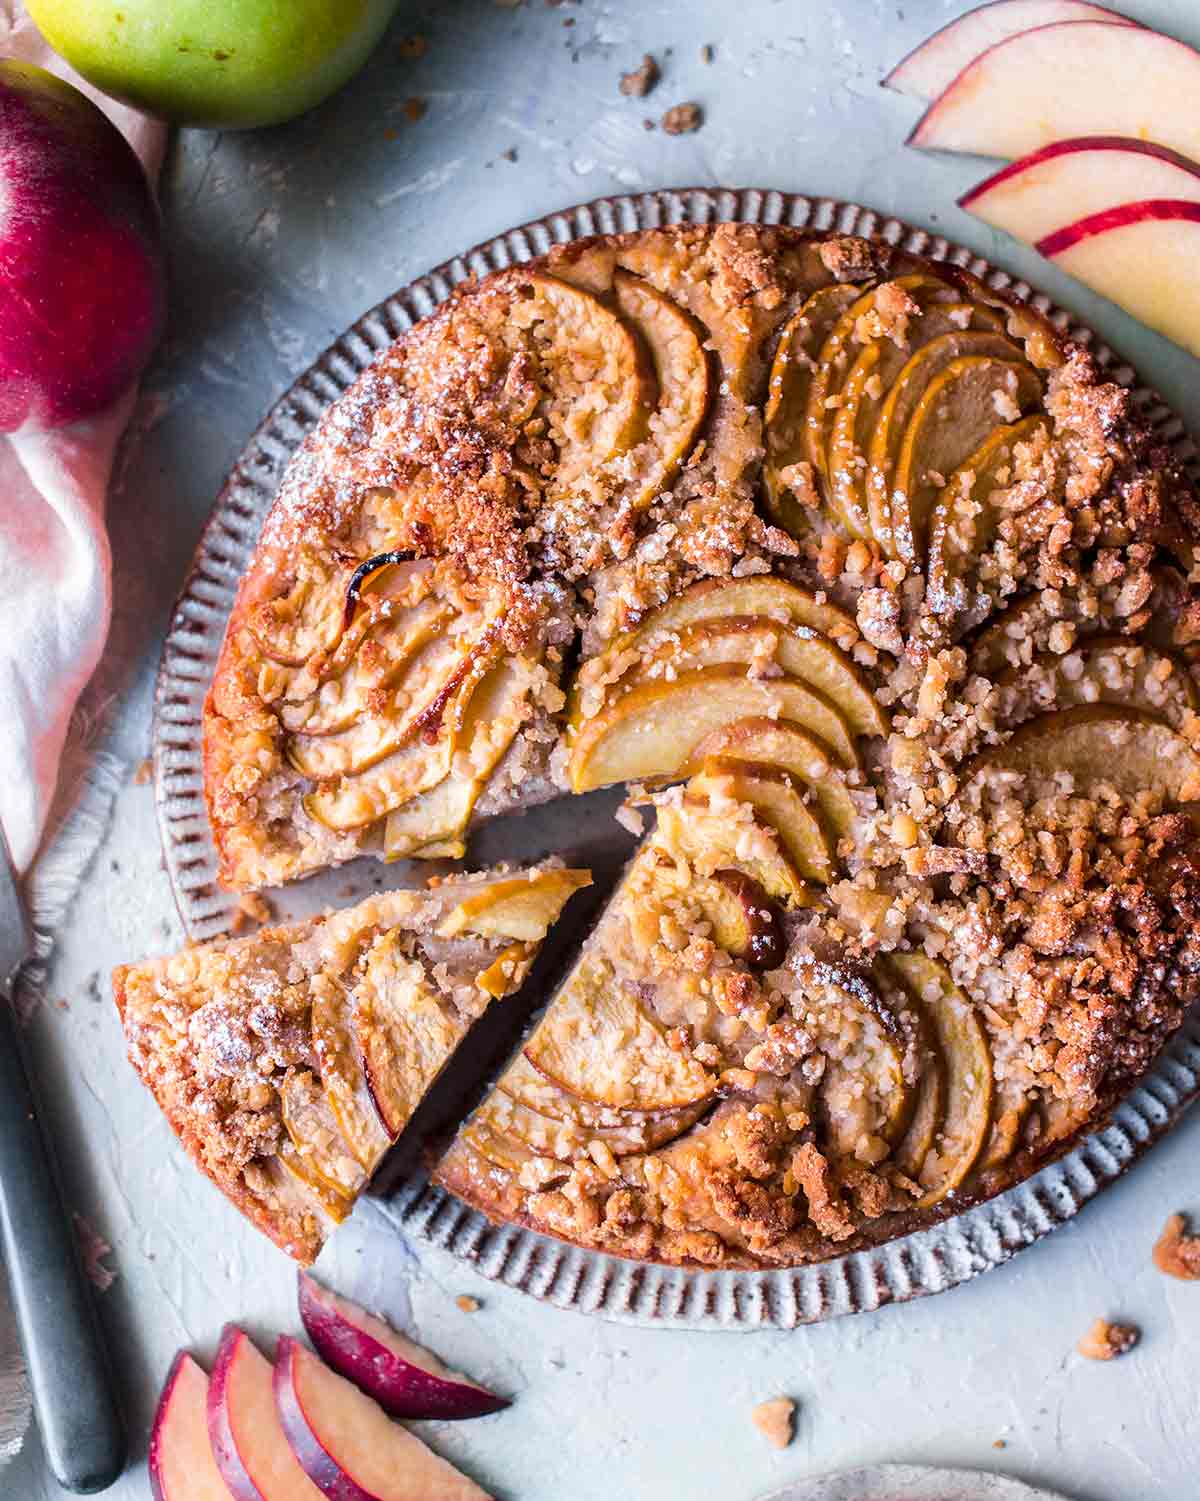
[7,1,1200,1497]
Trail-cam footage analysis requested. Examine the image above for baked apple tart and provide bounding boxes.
[123,223,1200,1267]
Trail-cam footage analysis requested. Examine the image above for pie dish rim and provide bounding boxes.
[150,184,1200,1328]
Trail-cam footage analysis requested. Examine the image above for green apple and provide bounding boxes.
[26,0,399,129]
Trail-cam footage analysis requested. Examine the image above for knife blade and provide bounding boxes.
[0,827,125,1492]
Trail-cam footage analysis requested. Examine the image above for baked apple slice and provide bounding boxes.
[611,269,711,513]
[927,415,1051,624]
[274,1336,490,1501]
[654,788,816,910]
[149,1352,232,1501]
[697,867,787,970]
[694,759,836,884]
[889,355,1042,566]
[762,281,864,536]
[279,1070,369,1203]
[569,665,858,791]
[298,1273,507,1420]
[695,715,859,844]
[276,1143,354,1228]
[995,635,1197,731]
[498,1052,707,1134]
[883,1,1139,100]
[630,617,889,740]
[477,1088,689,1162]
[812,965,915,1157]
[524,953,716,1112]
[246,567,350,671]
[883,952,993,1208]
[208,1325,325,1501]
[965,705,1200,805]
[310,978,393,1176]
[977,1086,1032,1172]
[437,868,593,941]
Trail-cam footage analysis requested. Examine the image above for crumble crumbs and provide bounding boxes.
[1077,1318,1139,1360]
[456,1294,481,1313]
[402,97,428,123]
[133,758,153,786]
[661,101,703,134]
[751,1396,796,1449]
[1153,1212,1200,1280]
[620,53,660,97]
[231,892,274,934]
[700,43,715,63]
[397,34,426,58]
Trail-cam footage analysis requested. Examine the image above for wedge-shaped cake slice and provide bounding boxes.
[113,864,590,1262]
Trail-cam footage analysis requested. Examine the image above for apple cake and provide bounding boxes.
[179,222,1200,1268]
[113,865,590,1261]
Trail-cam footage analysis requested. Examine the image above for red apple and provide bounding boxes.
[207,1325,325,1501]
[298,1272,508,1421]
[0,60,164,432]
[961,137,1200,245]
[273,1335,492,1501]
[884,0,1138,100]
[1036,199,1200,358]
[908,21,1200,163]
[149,1352,234,1501]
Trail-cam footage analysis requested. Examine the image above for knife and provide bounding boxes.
[0,828,125,1492]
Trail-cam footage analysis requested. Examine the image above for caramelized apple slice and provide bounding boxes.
[694,715,859,844]
[498,1052,708,1134]
[274,1335,490,1501]
[893,1025,946,1181]
[631,617,889,739]
[653,792,814,909]
[310,978,393,1174]
[883,952,993,1208]
[381,648,544,859]
[570,665,858,791]
[864,324,1021,557]
[762,282,864,536]
[350,935,467,1139]
[478,1089,688,1162]
[246,568,349,670]
[524,953,716,1111]
[927,415,1051,624]
[474,942,534,1000]
[965,705,1200,806]
[279,1070,368,1202]
[437,868,592,941]
[697,868,786,969]
[695,759,836,884]
[977,1085,1032,1173]
[612,270,711,512]
[276,1142,354,1226]
[995,635,1197,731]
[890,355,1043,565]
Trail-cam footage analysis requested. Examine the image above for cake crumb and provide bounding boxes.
[1153,1212,1200,1280]
[992,1439,1007,1450]
[1077,1317,1139,1360]
[133,758,153,786]
[501,146,518,162]
[456,1294,481,1313]
[751,1396,795,1449]
[662,101,703,135]
[620,54,659,97]
[397,34,426,59]
[700,43,715,63]
[403,96,428,123]
[615,801,645,836]
[230,892,274,934]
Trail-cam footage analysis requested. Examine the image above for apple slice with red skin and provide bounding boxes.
[908,22,1200,164]
[207,1325,325,1501]
[883,1,1138,100]
[961,137,1200,246]
[274,1335,491,1501]
[1036,201,1200,360]
[149,1351,234,1501]
[298,1273,507,1421]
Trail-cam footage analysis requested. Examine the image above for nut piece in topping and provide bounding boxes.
[662,101,703,135]
[620,54,659,97]
[1077,1318,1139,1361]
[1153,1212,1200,1280]
[751,1396,796,1448]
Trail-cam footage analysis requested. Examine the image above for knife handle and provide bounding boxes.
[0,999,125,1493]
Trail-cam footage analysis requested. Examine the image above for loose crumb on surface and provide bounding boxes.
[456,1294,481,1313]
[661,101,703,135]
[501,146,518,162]
[1077,1318,1139,1361]
[751,1396,795,1449]
[74,1214,116,1292]
[133,758,153,786]
[397,34,426,58]
[700,43,715,63]
[403,96,428,123]
[992,1439,1007,1450]
[614,801,645,837]
[620,53,660,97]
[1153,1212,1200,1280]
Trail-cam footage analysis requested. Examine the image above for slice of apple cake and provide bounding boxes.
[113,865,589,1261]
[185,221,1200,1268]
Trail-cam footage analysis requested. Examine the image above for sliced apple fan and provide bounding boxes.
[120,224,1200,1272]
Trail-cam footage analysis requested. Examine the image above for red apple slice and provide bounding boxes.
[961,137,1200,245]
[1036,201,1200,359]
[149,1352,234,1501]
[909,23,1200,163]
[207,1325,324,1501]
[884,1,1139,100]
[298,1273,507,1420]
[274,1335,491,1501]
